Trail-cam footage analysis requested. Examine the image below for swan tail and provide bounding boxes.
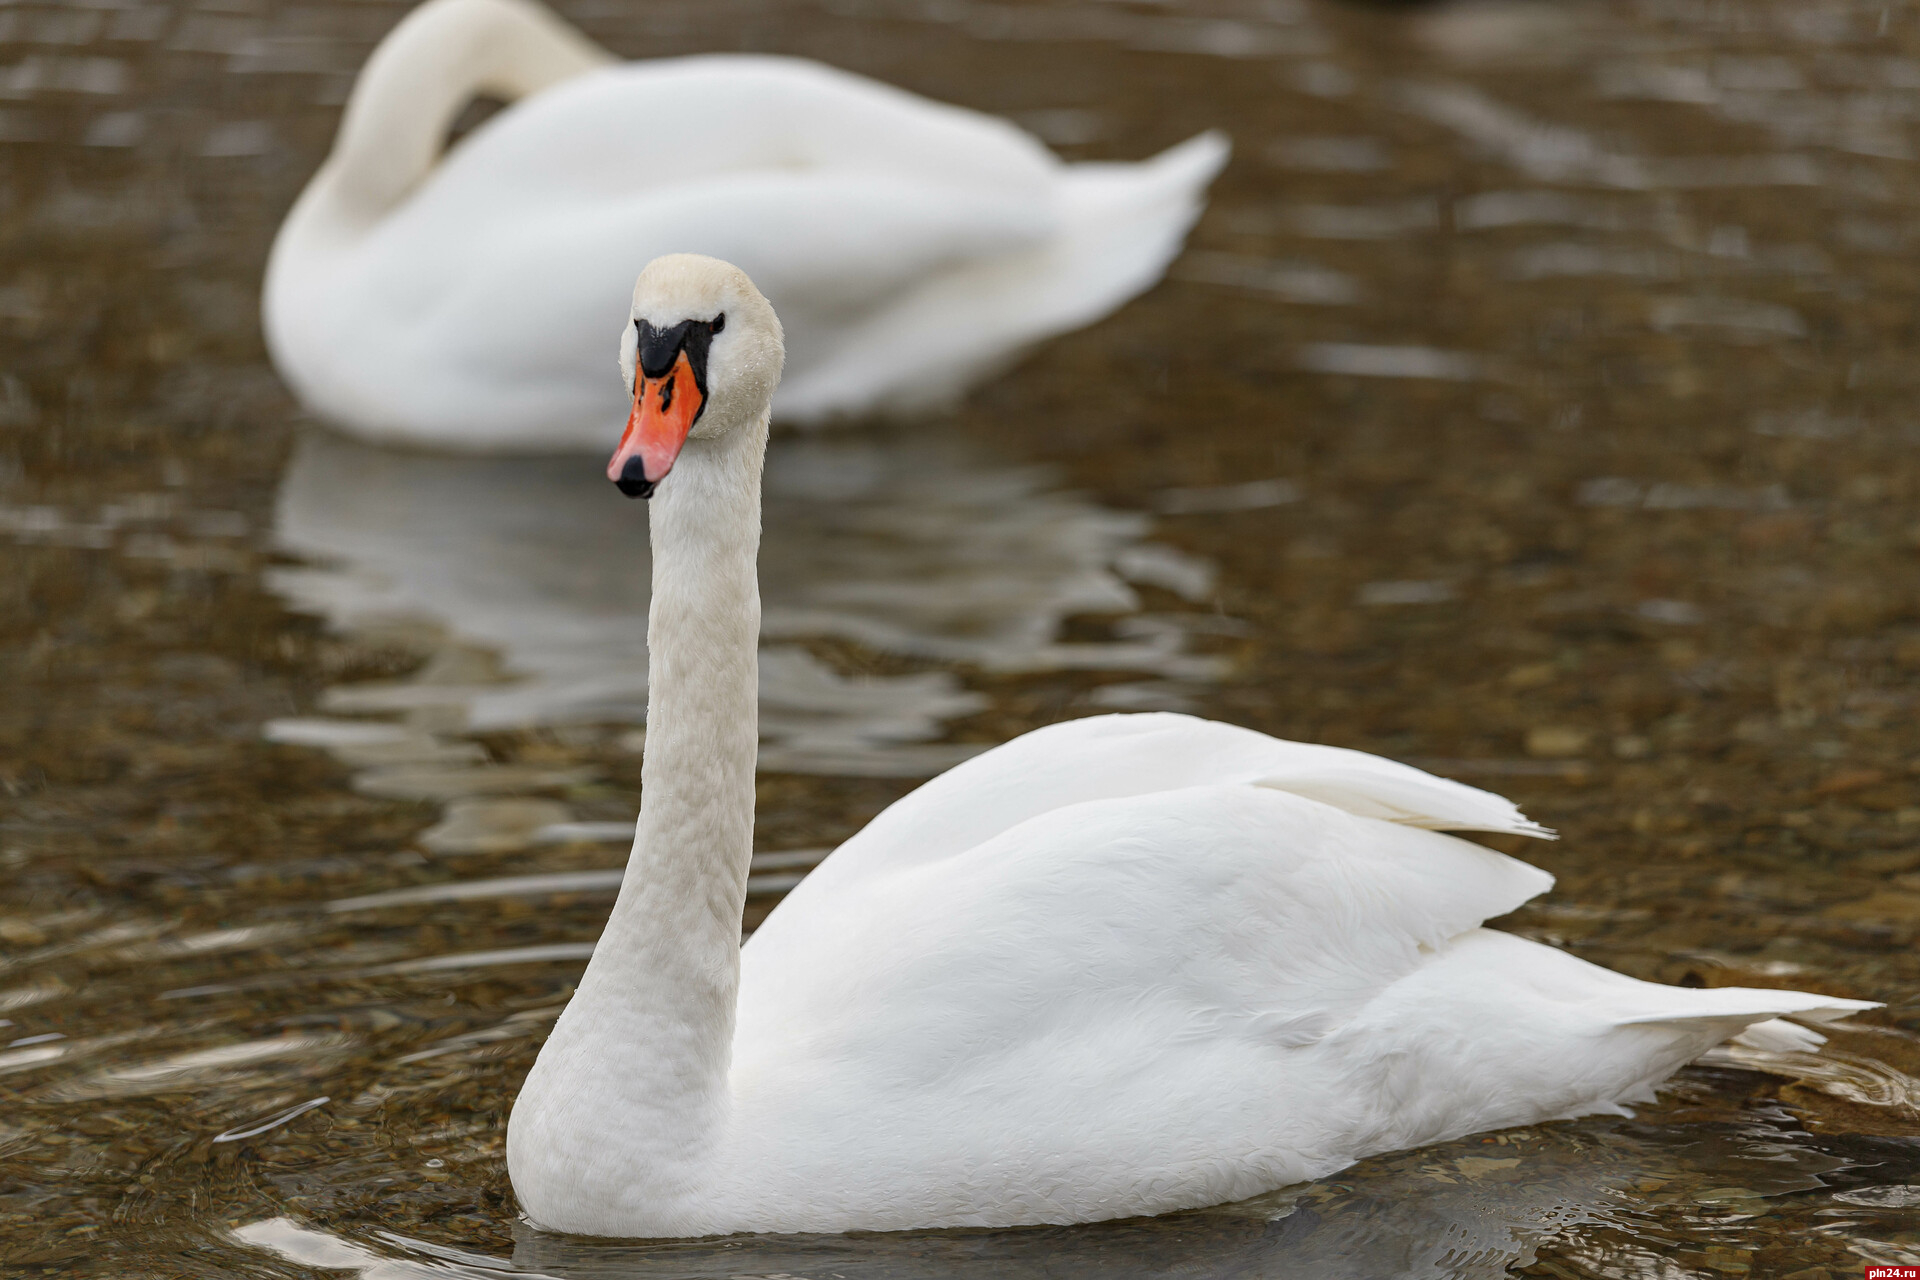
[1602,990,1879,1104]
[782,133,1230,422]
[1548,975,1877,1114]
[1348,930,1881,1143]
[1611,986,1876,1040]
[1034,130,1232,334]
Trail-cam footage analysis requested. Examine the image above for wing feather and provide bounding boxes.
[740,784,1551,1086]
[793,713,1548,899]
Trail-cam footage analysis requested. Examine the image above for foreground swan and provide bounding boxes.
[263,0,1227,450]
[506,256,1874,1237]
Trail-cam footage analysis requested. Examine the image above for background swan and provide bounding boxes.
[504,255,1875,1238]
[263,0,1228,451]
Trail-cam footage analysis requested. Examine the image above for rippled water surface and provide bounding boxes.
[4,0,1920,1274]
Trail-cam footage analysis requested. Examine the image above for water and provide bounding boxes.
[268,425,1222,782]
[3,0,1920,1275]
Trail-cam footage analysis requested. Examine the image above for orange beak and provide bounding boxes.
[608,351,705,498]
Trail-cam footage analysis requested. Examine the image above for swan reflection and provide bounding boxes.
[268,425,1223,778]
[222,1122,1633,1280]
[226,1096,1862,1280]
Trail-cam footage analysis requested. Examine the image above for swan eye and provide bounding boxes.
[711,313,725,335]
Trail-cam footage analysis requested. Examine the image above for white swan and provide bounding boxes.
[504,254,1874,1238]
[263,0,1228,451]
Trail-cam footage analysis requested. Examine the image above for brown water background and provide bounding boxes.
[3,0,1920,1275]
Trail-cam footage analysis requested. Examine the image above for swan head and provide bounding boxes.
[608,254,784,498]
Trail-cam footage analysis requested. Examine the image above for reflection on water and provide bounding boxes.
[267,426,1223,779]
[3,0,1920,1274]
[220,1091,1899,1279]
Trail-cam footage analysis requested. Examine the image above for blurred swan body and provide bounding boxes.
[504,254,1877,1238]
[263,0,1228,450]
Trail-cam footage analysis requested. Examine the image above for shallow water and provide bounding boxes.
[2,0,1919,1275]
[269,424,1222,777]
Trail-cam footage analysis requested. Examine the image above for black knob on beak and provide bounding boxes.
[614,455,656,499]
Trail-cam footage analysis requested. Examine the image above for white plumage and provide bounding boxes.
[724,714,1862,1229]
[263,0,1227,450]
[505,257,1875,1238]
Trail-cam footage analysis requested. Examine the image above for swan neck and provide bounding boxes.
[522,413,767,1188]
[312,0,609,223]
[624,413,767,977]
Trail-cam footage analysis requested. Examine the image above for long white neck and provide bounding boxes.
[509,414,766,1221]
[283,0,608,237]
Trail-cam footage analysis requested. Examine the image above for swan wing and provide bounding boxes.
[786,712,1547,901]
[744,784,1551,1045]
[730,783,1871,1228]
[734,786,1550,1206]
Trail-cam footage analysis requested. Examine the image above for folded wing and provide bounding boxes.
[787,713,1547,903]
